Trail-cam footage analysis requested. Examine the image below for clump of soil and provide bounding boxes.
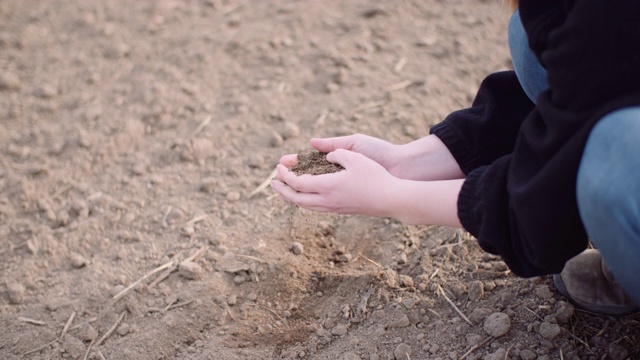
[292,151,344,175]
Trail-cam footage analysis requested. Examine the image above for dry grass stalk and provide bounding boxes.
[436,284,473,326]
[458,337,492,360]
[191,116,212,138]
[248,168,278,198]
[97,350,107,360]
[95,312,126,346]
[166,299,194,311]
[83,339,95,360]
[112,260,174,301]
[18,316,46,326]
[60,311,76,341]
[22,339,57,356]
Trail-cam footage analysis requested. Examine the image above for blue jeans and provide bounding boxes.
[509,11,640,302]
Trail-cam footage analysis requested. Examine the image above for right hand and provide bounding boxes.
[280,134,464,181]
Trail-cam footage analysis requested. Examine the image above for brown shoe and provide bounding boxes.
[553,249,639,316]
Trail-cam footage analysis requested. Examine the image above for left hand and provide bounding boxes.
[271,149,399,217]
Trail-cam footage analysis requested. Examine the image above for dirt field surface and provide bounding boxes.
[1,1,639,359]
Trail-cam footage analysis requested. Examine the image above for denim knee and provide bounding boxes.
[577,106,640,301]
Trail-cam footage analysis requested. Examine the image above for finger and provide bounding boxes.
[311,135,359,153]
[271,179,330,210]
[276,164,327,193]
[279,154,298,167]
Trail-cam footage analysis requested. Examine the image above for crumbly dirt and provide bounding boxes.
[1,1,639,360]
[292,151,344,176]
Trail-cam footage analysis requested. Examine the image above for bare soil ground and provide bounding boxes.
[1,1,639,359]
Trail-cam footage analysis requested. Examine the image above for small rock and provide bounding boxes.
[535,285,554,300]
[227,294,237,306]
[487,348,506,360]
[233,274,247,285]
[538,321,561,339]
[465,333,482,346]
[179,261,204,280]
[69,253,87,268]
[117,323,130,336]
[553,301,574,324]
[290,242,304,255]
[278,122,300,140]
[62,335,86,359]
[483,312,511,337]
[402,298,417,310]
[608,343,630,360]
[399,275,413,288]
[180,225,195,237]
[519,349,536,360]
[343,352,361,360]
[199,177,218,194]
[468,280,484,301]
[247,292,258,301]
[398,252,408,265]
[6,283,25,304]
[34,84,57,98]
[386,310,410,329]
[335,253,352,263]
[226,191,241,201]
[393,343,412,360]
[331,324,348,336]
[77,322,98,341]
[0,71,21,91]
[269,131,284,147]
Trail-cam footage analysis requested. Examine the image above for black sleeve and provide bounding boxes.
[430,71,534,175]
[455,0,640,277]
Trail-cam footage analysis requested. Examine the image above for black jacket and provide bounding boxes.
[430,0,640,276]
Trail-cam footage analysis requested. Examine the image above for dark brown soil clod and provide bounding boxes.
[292,151,344,176]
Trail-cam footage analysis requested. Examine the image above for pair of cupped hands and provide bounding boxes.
[270,134,465,226]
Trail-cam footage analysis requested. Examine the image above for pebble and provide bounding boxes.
[535,285,554,300]
[538,321,561,339]
[393,343,412,360]
[226,191,241,201]
[608,343,630,360]
[467,280,484,301]
[180,225,195,237]
[399,275,413,288]
[0,71,21,91]
[483,312,511,337]
[70,253,87,268]
[34,84,57,98]
[227,294,237,306]
[6,283,25,304]
[342,352,361,360]
[179,261,204,280]
[335,253,352,263]
[269,131,284,147]
[331,324,348,336]
[199,177,218,194]
[465,333,482,346]
[234,275,247,285]
[62,335,86,359]
[519,349,536,360]
[278,122,300,139]
[117,323,130,336]
[386,311,410,329]
[78,323,98,341]
[487,348,506,360]
[290,242,304,255]
[247,292,258,301]
[553,301,574,324]
[110,284,126,297]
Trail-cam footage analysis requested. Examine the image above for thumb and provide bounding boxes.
[326,148,367,168]
[311,135,358,153]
